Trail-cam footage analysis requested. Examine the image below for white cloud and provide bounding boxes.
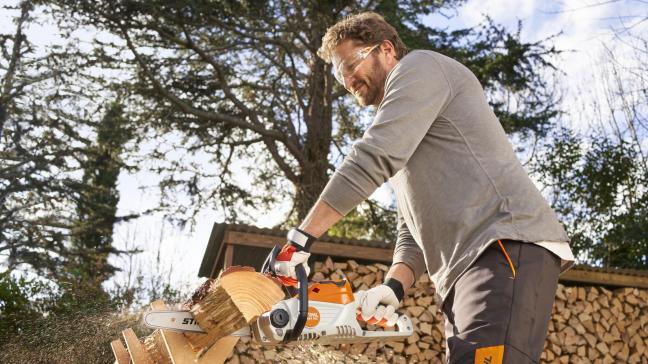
[460,0,538,28]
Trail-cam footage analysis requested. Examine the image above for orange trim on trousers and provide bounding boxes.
[497,240,516,278]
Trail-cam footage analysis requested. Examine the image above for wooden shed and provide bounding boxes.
[199,222,648,289]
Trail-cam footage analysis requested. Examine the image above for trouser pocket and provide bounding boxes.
[496,239,517,278]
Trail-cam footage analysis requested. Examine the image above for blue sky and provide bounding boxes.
[2,0,647,293]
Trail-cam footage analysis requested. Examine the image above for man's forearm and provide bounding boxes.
[386,263,415,290]
[298,199,416,293]
[298,199,343,238]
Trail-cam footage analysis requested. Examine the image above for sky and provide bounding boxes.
[2,0,647,295]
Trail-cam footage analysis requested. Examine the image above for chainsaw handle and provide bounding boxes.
[261,244,308,342]
[284,263,308,341]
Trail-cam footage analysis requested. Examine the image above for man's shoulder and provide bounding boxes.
[401,49,436,64]
[402,50,460,67]
[400,50,473,82]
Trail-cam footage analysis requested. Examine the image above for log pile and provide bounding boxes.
[226,257,648,364]
[543,284,648,364]
[111,257,648,364]
[222,258,447,364]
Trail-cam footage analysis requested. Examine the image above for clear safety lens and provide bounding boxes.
[332,44,380,88]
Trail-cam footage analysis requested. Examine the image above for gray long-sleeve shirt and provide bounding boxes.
[319,50,570,302]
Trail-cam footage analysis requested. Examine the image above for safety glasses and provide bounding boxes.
[332,44,380,88]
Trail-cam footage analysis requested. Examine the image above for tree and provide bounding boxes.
[0,1,81,276]
[41,0,562,239]
[535,34,647,269]
[1,1,134,315]
[64,102,133,299]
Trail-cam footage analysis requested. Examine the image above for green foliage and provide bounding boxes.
[0,271,51,338]
[1,4,136,341]
[67,103,133,293]
[328,200,398,242]
[536,128,647,268]
[0,1,80,277]
[535,33,648,269]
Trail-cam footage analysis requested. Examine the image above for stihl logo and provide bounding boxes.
[305,306,320,327]
[182,318,198,325]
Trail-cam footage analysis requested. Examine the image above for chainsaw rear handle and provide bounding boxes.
[261,244,309,342]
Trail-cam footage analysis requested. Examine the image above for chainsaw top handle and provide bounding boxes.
[261,244,309,342]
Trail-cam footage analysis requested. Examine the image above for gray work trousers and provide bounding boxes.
[442,240,561,364]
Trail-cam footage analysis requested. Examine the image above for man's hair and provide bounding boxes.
[318,12,408,63]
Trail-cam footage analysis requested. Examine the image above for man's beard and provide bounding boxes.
[353,57,387,107]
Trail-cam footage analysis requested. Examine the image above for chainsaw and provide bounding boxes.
[144,245,414,345]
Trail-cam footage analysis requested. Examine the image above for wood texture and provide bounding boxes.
[184,266,283,350]
[148,300,202,364]
[222,228,648,289]
[560,268,648,289]
[122,328,154,364]
[110,278,269,364]
[198,335,240,363]
[224,243,234,269]
[110,339,130,364]
[146,330,172,364]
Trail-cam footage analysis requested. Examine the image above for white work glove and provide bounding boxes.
[274,243,311,287]
[274,228,315,287]
[354,279,403,327]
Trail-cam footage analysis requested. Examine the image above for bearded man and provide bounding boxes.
[274,12,574,364]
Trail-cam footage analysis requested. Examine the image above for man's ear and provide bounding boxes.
[380,40,397,60]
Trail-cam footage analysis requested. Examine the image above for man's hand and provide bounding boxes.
[274,228,316,287]
[354,278,405,327]
[274,243,311,287]
[273,200,342,287]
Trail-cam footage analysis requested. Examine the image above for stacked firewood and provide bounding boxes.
[226,257,648,364]
[110,257,647,363]
[543,284,648,363]
[225,257,445,364]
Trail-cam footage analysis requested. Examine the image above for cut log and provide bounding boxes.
[149,300,203,364]
[362,272,376,287]
[404,343,421,355]
[184,266,284,350]
[110,339,130,364]
[325,256,334,270]
[122,328,154,364]
[347,260,359,270]
[386,341,405,353]
[144,330,171,364]
[199,336,240,363]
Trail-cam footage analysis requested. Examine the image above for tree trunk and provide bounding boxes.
[295,11,335,220]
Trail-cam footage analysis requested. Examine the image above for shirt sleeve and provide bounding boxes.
[392,207,426,282]
[319,52,453,215]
